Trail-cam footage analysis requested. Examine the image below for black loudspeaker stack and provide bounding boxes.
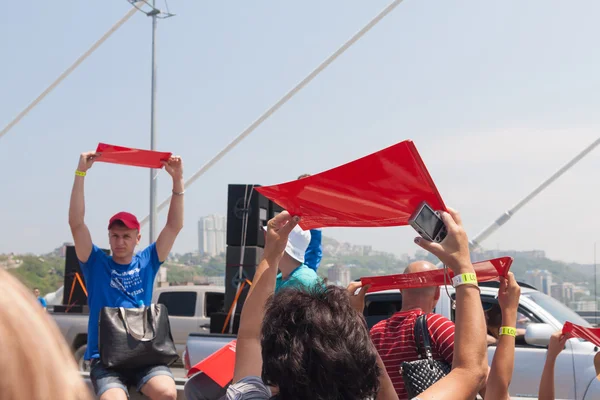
[224,246,264,312]
[226,184,269,247]
[210,184,284,334]
[62,245,109,311]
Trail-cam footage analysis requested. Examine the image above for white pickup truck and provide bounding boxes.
[185,282,600,400]
[52,285,225,371]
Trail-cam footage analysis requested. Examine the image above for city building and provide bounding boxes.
[520,250,546,259]
[198,215,227,257]
[327,265,352,287]
[571,301,597,312]
[551,282,575,304]
[524,269,553,295]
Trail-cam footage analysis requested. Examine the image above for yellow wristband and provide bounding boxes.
[452,272,478,287]
[75,170,86,177]
[499,326,517,337]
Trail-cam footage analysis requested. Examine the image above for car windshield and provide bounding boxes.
[524,292,592,327]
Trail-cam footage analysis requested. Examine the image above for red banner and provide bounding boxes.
[563,322,600,347]
[255,140,446,230]
[95,142,172,169]
[187,340,237,387]
[360,257,513,292]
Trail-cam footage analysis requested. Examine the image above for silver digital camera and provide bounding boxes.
[408,201,447,243]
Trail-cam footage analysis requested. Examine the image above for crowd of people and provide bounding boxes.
[0,151,582,400]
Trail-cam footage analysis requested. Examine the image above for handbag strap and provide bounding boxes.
[119,306,156,342]
[414,314,434,362]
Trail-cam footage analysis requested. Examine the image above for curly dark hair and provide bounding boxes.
[261,285,380,400]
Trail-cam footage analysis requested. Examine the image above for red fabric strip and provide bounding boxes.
[563,322,600,347]
[95,142,172,169]
[187,340,237,387]
[360,257,513,292]
[256,140,446,230]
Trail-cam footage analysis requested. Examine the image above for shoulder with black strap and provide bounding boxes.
[401,313,451,398]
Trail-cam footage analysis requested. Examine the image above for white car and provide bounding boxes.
[363,282,600,400]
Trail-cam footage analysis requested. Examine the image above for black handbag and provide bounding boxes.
[99,304,179,369]
[400,314,451,398]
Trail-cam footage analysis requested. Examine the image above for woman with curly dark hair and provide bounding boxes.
[261,285,381,399]
[228,209,488,400]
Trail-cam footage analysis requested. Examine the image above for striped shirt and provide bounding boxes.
[370,310,455,400]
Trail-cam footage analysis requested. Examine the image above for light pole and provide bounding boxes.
[126,0,174,245]
[149,1,159,246]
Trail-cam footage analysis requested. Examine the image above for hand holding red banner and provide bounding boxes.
[562,322,600,379]
[255,140,446,230]
[360,257,513,292]
[563,322,600,348]
[95,143,172,169]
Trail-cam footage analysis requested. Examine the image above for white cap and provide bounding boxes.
[262,224,311,264]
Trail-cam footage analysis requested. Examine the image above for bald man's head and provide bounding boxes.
[403,261,437,275]
[400,260,441,313]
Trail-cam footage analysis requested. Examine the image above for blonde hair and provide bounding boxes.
[0,269,93,400]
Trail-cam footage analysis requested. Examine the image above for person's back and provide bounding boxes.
[370,261,455,399]
[371,310,454,398]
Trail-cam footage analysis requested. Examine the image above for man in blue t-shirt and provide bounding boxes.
[69,151,184,400]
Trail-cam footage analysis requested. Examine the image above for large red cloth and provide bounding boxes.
[187,340,237,387]
[360,257,513,292]
[95,143,172,169]
[563,322,600,347]
[255,140,446,230]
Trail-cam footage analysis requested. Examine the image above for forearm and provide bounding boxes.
[238,255,280,340]
[431,264,488,398]
[375,352,398,400]
[452,266,488,374]
[486,312,517,399]
[538,356,557,400]
[69,176,86,227]
[165,176,184,231]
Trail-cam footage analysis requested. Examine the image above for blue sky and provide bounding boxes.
[1,0,599,264]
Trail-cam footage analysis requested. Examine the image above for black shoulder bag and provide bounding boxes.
[400,314,452,398]
[99,304,179,369]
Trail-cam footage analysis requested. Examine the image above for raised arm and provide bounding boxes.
[346,282,399,400]
[233,212,299,383]
[538,331,568,400]
[485,272,520,400]
[414,209,489,400]
[68,152,98,262]
[155,156,184,262]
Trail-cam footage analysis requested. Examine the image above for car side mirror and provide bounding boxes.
[525,323,555,347]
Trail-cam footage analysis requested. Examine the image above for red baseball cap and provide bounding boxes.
[108,212,140,231]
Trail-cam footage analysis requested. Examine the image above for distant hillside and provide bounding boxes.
[5,255,65,294]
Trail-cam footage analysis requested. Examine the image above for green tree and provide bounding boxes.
[8,255,65,295]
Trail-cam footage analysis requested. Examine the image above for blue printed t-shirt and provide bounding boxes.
[275,264,321,292]
[79,243,163,360]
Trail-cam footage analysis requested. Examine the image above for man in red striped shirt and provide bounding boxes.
[370,261,456,399]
